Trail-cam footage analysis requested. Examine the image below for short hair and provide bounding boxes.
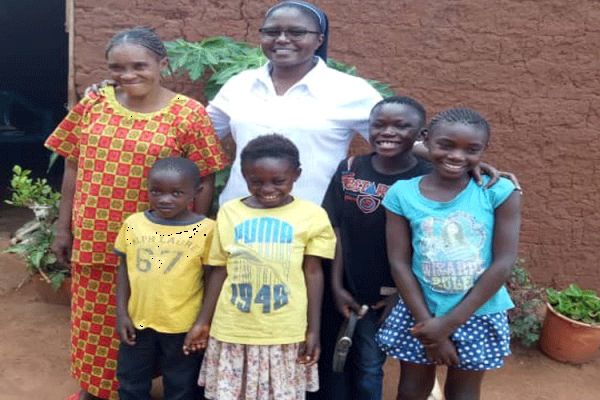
[370,96,427,128]
[428,107,490,139]
[240,134,301,170]
[105,26,167,60]
[148,157,201,188]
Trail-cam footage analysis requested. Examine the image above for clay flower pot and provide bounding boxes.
[539,303,600,364]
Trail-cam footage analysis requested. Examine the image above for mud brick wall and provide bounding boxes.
[73,0,600,290]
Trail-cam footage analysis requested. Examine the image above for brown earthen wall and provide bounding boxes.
[74,0,600,290]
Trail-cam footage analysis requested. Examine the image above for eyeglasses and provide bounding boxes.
[258,28,321,40]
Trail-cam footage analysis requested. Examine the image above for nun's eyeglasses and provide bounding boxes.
[259,28,321,40]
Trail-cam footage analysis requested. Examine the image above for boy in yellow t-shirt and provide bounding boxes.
[114,157,214,399]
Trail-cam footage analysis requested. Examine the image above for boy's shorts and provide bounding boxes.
[376,300,511,371]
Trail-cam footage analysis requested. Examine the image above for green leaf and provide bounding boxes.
[50,272,67,291]
[30,249,44,268]
[546,284,600,324]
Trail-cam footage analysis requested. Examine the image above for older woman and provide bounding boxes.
[48,27,228,400]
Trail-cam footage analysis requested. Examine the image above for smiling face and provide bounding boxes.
[242,156,301,209]
[425,121,488,180]
[369,102,424,159]
[107,43,166,99]
[260,6,323,70]
[148,169,197,221]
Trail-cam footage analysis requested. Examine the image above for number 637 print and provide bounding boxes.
[231,283,289,313]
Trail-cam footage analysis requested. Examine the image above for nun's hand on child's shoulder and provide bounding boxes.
[183,323,210,355]
[473,162,522,192]
[424,338,459,367]
[83,79,117,97]
[297,330,320,366]
[117,313,136,346]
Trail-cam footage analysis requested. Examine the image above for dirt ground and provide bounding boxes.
[1,204,599,400]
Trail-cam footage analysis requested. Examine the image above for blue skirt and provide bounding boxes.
[376,300,511,371]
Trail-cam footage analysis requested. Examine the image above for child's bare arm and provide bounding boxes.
[386,211,431,323]
[331,228,361,318]
[183,265,227,354]
[414,191,521,342]
[298,255,323,366]
[116,258,136,345]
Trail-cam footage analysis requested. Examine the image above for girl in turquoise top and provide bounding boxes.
[377,108,521,400]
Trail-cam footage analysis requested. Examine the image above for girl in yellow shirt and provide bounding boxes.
[184,134,336,400]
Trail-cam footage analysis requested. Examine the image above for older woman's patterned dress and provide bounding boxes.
[45,86,228,399]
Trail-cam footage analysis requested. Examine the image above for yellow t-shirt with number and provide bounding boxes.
[208,198,336,345]
[114,211,214,333]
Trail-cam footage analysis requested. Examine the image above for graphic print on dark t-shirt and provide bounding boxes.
[322,154,431,304]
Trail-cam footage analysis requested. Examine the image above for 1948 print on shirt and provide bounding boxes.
[228,216,292,313]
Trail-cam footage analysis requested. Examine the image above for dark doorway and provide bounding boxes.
[0,0,68,197]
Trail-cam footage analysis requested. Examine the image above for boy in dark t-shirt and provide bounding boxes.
[322,96,430,399]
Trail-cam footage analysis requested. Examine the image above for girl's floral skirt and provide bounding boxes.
[198,336,319,400]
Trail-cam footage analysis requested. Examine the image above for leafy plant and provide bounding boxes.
[547,284,600,325]
[5,165,61,208]
[3,165,68,290]
[4,226,69,290]
[507,259,545,347]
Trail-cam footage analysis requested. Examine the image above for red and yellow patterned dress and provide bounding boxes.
[44,86,228,399]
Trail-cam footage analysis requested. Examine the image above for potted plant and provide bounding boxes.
[3,165,70,304]
[539,284,600,363]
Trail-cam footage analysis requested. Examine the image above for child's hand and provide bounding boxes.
[411,316,454,345]
[83,79,117,97]
[372,295,399,325]
[297,330,320,366]
[424,338,459,367]
[333,287,362,319]
[474,162,522,192]
[183,323,210,355]
[117,313,136,345]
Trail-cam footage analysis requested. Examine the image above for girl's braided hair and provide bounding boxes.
[428,107,490,138]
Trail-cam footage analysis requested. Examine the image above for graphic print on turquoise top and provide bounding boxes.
[419,211,486,294]
[382,176,516,317]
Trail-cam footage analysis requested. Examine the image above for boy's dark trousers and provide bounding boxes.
[308,259,348,400]
[117,328,203,400]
